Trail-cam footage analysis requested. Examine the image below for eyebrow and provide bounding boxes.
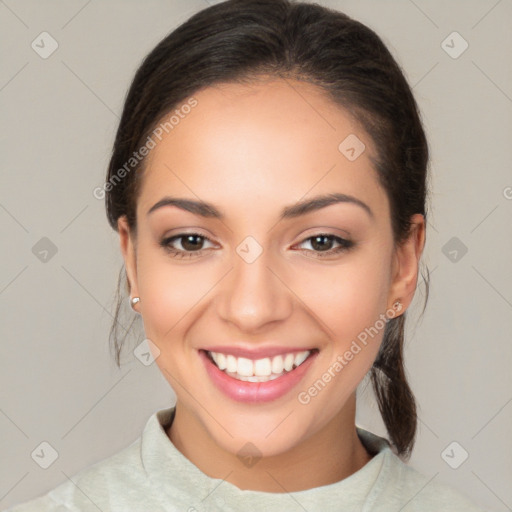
[146,192,373,220]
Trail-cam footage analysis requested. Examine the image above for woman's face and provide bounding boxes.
[119,78,424,458]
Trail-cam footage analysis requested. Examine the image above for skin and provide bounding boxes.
[118,77,425,492]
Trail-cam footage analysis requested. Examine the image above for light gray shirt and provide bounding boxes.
[5,407,485,511]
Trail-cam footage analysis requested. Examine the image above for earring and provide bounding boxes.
[130,296,140,310]
[392,300,403,312]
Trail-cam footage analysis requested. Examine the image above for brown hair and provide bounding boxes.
[104,0,430,459]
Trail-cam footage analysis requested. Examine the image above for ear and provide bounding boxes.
[118,215,140,311]
[387,213,426,313]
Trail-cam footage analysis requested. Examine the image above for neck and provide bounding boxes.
[167,396,373,493]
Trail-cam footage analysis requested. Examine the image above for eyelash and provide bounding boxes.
[159,232,354,259]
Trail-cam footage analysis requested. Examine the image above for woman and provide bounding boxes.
[7,0,485,510]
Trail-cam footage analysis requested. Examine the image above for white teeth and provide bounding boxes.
[208,349,313,381]
[271,355,284,374]
[216,352,227,371]
[232,373,282,382]
[254,357,272,376]
[284,353,294,371]
[211,352,227,370]
[226,354,237,373]
[294,351,309,367]
[237,357,254,377]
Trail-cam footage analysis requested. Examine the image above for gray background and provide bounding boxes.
[1,0,511,510]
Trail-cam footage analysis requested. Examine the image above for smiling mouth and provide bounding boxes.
[202,349,319,382]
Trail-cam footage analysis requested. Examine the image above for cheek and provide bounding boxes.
[293,249,392,343]
[135,250,210,342]
[295,254,391,422]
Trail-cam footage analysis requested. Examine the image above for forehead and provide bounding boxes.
[137,78,387,220]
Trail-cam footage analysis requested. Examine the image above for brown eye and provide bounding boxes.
[179,234,205,251]
[160,232,215,258]
[310,235,336,251]
[296,234,354,258]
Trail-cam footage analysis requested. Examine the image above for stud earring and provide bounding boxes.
[393,300,403,312]
[130,296,140,310]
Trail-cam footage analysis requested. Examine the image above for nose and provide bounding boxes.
[216,246,293,333]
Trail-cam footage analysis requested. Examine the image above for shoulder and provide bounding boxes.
[4,408,180,512]
[372,449,486,511]
[3,494,66,512]
[4,437,149,512]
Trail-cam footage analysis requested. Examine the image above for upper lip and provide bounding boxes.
[201,345,317,359]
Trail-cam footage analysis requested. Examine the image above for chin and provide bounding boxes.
[202,406,318,460]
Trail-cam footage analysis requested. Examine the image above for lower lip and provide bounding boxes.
[199,350,318,403]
